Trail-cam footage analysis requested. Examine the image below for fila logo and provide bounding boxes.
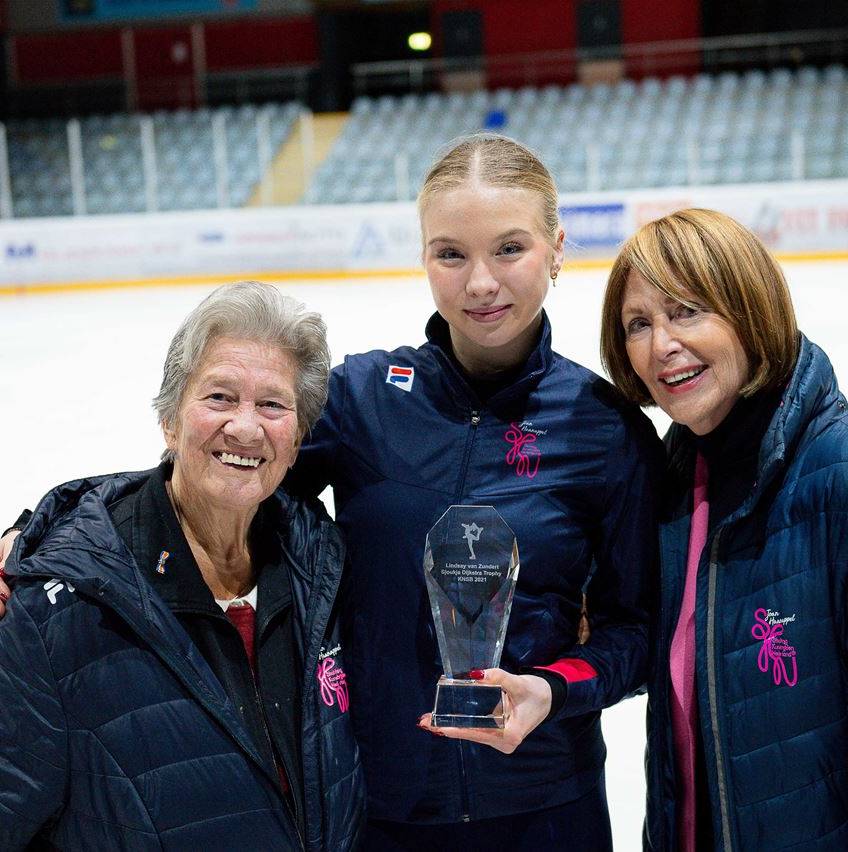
[386,365,414,392]
[44,579,75,605]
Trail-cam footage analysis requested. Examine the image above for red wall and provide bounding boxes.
[204,17,318,70]
[13,29,123,83]
[11,14,318,108]
[133,25,198,109]
[621,0,701,76]
[482,0,576,55]
[433,0,701,85]
[433,0,577,86]
[622,0,700,44]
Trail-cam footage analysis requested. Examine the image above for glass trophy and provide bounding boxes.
[424,505,520,728]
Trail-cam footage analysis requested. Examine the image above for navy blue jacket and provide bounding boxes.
[286,311,662,823]
[0,470,364,851]
[645,336,848,850]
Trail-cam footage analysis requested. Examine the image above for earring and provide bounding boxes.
[550,267,558,286]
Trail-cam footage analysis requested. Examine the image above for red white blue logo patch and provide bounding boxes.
[386,365,414,392]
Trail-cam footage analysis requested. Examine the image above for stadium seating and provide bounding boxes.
[2,65,846,215]
[305,64,848,203]
[4,101,303,218]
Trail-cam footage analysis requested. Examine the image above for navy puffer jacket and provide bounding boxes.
[645,336,848,850]
[0,471,364,851]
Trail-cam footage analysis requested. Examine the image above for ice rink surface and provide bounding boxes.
[2,259,846,849]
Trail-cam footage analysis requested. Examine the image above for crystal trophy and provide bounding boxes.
[424,505,520,728]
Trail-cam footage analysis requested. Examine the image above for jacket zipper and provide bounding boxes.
[250,671,305,849]
[705,530,733,851]
[453,409,480,503]
[455,408,481,821]
[299,522,350,842]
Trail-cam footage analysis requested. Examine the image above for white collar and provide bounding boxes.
[215,586,258,612]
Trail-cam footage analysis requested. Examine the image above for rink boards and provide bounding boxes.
[0,178,846,293]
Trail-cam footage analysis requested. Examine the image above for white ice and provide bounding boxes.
[2,260,846,849]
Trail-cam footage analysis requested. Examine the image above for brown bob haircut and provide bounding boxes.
[600,208,799,406]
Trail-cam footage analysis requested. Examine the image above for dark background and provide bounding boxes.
[0,0,846,116]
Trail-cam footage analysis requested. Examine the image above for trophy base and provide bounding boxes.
[431,677,505,729]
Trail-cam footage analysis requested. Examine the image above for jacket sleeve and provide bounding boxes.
[285,361,348,500]
[550,412,662,718]
[0,595,68,849]
[3,508,32,537]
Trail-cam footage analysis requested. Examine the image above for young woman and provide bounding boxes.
[601,209,848,850]
[1,135,661,850]
[285,135,661,850]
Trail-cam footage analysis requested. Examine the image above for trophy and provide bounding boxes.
[424,505,520,728]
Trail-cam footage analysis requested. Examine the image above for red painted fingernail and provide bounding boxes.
[0,591,9,603]
[468,669,485,680]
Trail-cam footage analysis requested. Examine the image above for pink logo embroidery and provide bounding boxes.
[504,423,541,478]
[317,657,349,712]
[751,608,798,687]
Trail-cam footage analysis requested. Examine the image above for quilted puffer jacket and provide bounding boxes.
[645,335,848,850]
[0,470,364,851]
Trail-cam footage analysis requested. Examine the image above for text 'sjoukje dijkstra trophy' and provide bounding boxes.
[424,505,520,728]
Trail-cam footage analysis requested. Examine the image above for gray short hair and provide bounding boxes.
[153,281,330,459]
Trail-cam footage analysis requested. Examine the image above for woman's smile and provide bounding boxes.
[464,304,512,323]
[212,450,265,469]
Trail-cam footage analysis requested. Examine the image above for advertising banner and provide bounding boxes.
[0,203,422,288]
[559,180,848,260]
[1,179,845,290]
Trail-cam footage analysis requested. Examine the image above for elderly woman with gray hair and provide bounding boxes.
[0,281,364,851]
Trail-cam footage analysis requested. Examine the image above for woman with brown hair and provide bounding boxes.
[600,208,848,850]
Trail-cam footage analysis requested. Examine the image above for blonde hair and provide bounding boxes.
[417,133,560,246]
[600,208,799,405]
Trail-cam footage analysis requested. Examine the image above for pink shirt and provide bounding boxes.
[669,452,709,851]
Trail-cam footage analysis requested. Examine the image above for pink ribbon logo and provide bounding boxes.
[751,608,798,687]
[504,423,541,478]
[317,657,349,713]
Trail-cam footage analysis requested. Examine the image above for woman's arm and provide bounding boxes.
[0,594,68,848]
[0,511,33,611]
[551,412,661,717]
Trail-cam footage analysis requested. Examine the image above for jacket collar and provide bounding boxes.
[423,309,553,406]
[129,463,291,620]
[8,465,292,621]
[756,334,842,484]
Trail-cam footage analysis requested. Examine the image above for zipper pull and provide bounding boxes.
[470,410,481,426]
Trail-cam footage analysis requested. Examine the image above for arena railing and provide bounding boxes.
[351,28,848,96]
